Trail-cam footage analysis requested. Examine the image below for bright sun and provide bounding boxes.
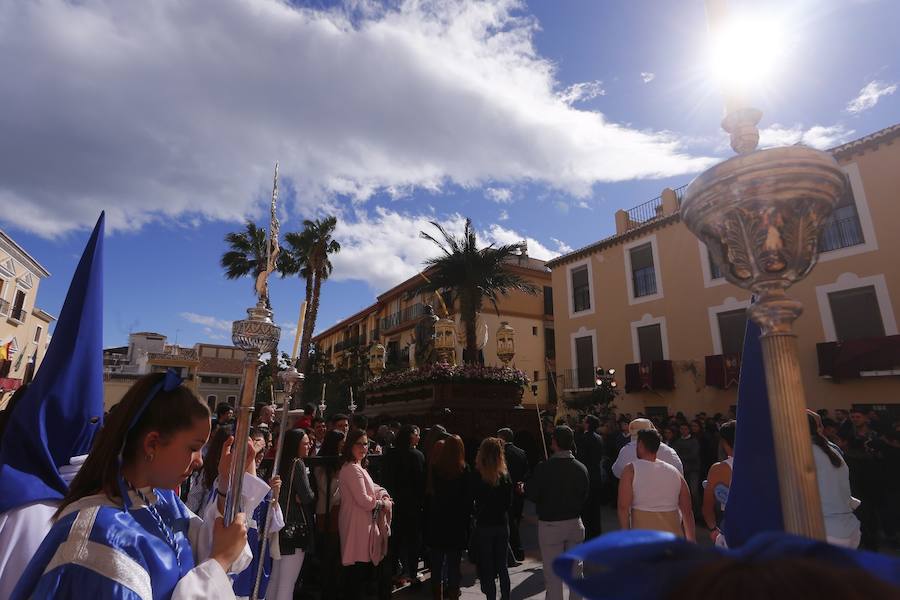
[709,16,786,90]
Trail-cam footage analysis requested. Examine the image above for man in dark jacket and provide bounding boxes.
[382,424,425,584]
[498,428,529,563]
[576,414,606,540]
[525,426,589,600]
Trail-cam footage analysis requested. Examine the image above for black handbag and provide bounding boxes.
[279,459,310,549]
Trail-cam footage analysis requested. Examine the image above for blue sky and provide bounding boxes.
[1,0,897,353]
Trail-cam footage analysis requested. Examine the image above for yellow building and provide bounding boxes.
[0,228,54,405]
[547,124,900,418]
[313,253,558,405]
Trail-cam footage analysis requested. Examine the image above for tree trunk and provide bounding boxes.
[297,273,314,372]
[301,268,325,378]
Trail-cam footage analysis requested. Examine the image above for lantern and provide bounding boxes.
[496,321,516,366]
[368,341,386,378]
[434,317,458,364]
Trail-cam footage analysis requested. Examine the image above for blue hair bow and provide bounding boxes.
[117,369,183,510]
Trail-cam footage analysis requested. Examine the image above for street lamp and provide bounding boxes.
[680,1,844,539]
[496,321,516,366]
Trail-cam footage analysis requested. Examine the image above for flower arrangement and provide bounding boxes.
[363,362,529,392]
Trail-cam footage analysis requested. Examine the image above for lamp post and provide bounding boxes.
[680,2,845,540]
[496,321,516,366]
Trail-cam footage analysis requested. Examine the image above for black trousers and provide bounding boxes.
[583,487,604,541]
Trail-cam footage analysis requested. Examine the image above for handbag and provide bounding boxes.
[279,459,311,549]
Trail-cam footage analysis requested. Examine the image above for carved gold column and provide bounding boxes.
[682,134,846,540]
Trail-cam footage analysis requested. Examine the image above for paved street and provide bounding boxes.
[395,505,659,599]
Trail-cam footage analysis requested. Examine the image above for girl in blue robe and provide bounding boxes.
[228,426,283,600]
[11,371,262,600]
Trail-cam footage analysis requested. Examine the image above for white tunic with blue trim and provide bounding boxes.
[11,474,268,600]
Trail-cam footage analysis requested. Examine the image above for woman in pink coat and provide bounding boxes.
[338,429,392,598]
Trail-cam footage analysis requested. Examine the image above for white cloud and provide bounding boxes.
[758,123,855,150]
[640,72,655,83]
[846,80,897,114]
[330,207,565,290]
[575,200,591,210]
[0,0,713,237]
[498,209,509,221]
[484,224,563,261]
[180,312,231,332]
[485,187,513,203]
[551,237,573,254]
[558,80,606,105]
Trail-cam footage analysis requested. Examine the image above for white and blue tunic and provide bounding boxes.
[11,476,267,600]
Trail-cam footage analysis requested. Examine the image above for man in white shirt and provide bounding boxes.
[612,418,683,478]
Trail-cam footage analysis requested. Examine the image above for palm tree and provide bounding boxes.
[418,218,537,364]
[220,221,270,303]
[280,216,340,375]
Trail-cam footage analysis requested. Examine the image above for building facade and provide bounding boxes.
[312,253,558,405]
[0,229,54,404]
[547,124,900,418]
[103,332,244,409]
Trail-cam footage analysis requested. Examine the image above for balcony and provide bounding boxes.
[334,333,366,353]
[7,306,26,324]
[632,267,657,298]
[624,360,675,393]
[622,184,687,232]
[820,212,864,253]
[705,353,742,389]
[563,366,597,390]
[379,302,425,332]
[817,335,900,380]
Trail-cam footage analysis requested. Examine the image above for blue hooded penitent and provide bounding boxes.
[0,212,105,513]
[721,307,784,547]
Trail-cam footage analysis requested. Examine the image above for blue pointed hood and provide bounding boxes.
[0,213,105,513]
[721,303,784,547]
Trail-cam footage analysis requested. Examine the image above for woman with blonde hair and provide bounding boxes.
[472,437,513,600]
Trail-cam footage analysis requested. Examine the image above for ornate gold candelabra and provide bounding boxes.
[224,165,283,526]
[681,110,846,540]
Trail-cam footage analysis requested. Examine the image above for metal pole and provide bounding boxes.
[224,349,262,525]
[250,367,303,600]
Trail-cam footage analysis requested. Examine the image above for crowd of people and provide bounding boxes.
[2,368,898,599]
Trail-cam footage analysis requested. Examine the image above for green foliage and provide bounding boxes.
[417,218,538,363]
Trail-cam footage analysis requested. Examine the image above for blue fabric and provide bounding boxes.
[553,530,900,599]
[12,489,196,600]
[0,213,105,513]
[721,309,784,547]
[232,493,273,598]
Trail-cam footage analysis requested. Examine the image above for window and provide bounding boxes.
[820,189,864,252]
[543,286,554,315]
[227,395,237,403]
[207,395,217,403]
[574,335,594,389]
[828,286,885,341]
[533,370,539,382]
[532,326,538,336]
[33,326,42,343]
[629,243,657,298]
[544,328,556,359]
[10,290,26,322]
[637,324,664,362]
[571,266,590,312]
[717,309,748,355]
